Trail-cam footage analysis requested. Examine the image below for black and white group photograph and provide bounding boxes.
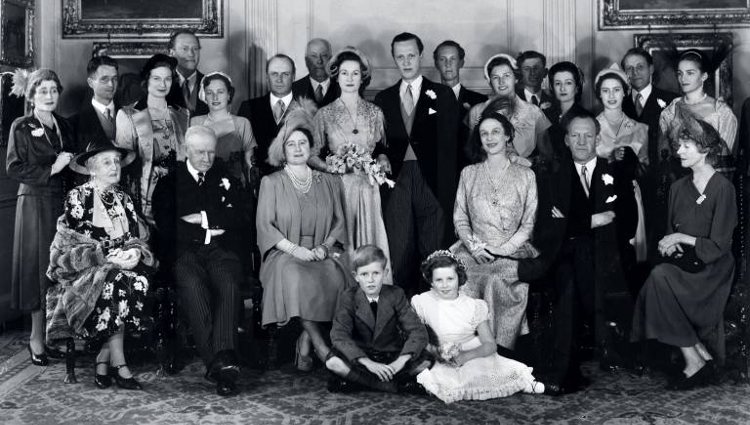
[0,0,749,423]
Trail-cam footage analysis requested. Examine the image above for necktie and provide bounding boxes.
[402,84,414,115]
[273,99,286,123]
[197,172,205,186]
[531,95,539,106]
[635,93,643,117]
[370,301,378,320]
[183,81,191,105]
[105,108,113,122]
[580,165,590,197]
[314,84,324,104]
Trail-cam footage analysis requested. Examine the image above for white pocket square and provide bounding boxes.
[605,195,617,203]
[428,108,437,115]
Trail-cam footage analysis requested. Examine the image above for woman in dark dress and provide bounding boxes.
[6,69,75,366]
[545,61,589,161]
[257,107,351,371]
[631,117,737,390]
[46,140,156,390]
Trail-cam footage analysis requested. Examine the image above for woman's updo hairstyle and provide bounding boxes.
[327,47,372,94]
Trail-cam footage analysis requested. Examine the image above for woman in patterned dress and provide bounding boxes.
[451,111,538,350]
[115,54,189,226]
[6,68,75,366]
[311,47,392,284]
[46,140,157,390]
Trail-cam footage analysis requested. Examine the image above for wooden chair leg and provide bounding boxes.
[64,338,77,384]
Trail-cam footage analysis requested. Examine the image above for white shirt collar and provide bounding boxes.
[178,70,198,89]
[635,83,652,105]
[524,87,541,103]
[400,75,423,101]
[574,157,598,177]
[451,82,462,100]
[186,160,205,183]
[366,296,379,303]
[91,98,114,116]
[310,77,330,94]
[270,92,294,109]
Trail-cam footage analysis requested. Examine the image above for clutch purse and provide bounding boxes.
[661,246,705,273]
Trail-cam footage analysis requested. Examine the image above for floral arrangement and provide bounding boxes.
[326,143,395,188]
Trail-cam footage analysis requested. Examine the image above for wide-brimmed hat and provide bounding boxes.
[70,139,136,175]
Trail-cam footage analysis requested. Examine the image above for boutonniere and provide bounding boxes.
[656,98,667,108]
[602,173,614,185]
[425,89,437,100]
[540,102,552,110]
[31,127,45,137]
[220,178,231,191]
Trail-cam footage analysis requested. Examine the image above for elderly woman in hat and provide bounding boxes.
[46,140,157,390]
[115,53,189,226]
[257,105,350,371]
[6,68,75,366]
[466,53,551,161]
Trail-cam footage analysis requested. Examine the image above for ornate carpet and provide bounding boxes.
[1,332,749,425]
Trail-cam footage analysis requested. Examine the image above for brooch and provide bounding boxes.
[31,128,45,137]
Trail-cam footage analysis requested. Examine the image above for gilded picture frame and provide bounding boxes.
[0,0,34,68]
[634,33,734,106]
[62,0,223,39]
[600,0,750,30]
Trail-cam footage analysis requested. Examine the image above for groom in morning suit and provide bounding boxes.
[374,32,459,295]
[152,126,246,397]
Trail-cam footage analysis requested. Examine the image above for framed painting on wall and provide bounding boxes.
[634,33,734,106]
[92,41,167,106]
[0,0,34,68]
[600,0,750,29]
[63,0,223,39]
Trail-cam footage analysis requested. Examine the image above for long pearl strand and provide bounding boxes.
[284,165,312,193]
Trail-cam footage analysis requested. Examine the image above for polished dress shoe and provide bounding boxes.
[397,380,428,396]
[327,376,362,393]
[209,350,241,383]
[94,362,112,389]
[27,344,49,366]
[110,365,143,390]
[215,378,238,397]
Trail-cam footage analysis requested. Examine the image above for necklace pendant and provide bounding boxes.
[352,129,359,135]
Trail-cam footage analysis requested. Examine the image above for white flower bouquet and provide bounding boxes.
[326,143,395,188]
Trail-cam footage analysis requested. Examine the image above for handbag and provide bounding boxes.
[661,246,705,273]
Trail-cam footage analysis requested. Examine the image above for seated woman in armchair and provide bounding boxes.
[46,139,157,390]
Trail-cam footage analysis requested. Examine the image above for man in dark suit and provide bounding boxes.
[237,54,299,179]
[515,50,554,108]
[374,32,459,295]
[518,110,636,394]
[73,55,119,152]
[291,38,340,107]
[169,30,209,116]
[152,126,245,397]
[621,47,678,262]
[433,40,486,170]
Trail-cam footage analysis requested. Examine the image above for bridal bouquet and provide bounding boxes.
[326,143,395,188]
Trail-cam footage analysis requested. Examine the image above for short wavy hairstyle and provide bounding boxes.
[678,118,723,165]
[466,109,516,164]
[351,245,388,271]
[199,72,235,104]
[594,72,629,102]
[267,126,315,167]
[328,48,372,95]
[549,61,584,103]
[25,69,64,102]
[484,54,520,82]
[420,252,468,287]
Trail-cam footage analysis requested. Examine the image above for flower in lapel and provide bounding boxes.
[425,89,437,100]
[602,173,614,186]
[220,178,231,191]
[31,126,44,137]
[656,98,667,108]
[540,102,552,110]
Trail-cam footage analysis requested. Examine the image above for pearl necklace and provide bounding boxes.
[285,165,312,193]
[483,160,509,207]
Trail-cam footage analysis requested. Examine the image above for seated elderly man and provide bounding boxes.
[152,125,246,396]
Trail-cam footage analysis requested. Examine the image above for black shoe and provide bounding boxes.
[216,378,238,397]
[667,362,712,391]
[45,345,66,360]
[541,382,565,396]
[327,376,361,393]
[94,362,112,389]
[27,344,49,366]
[397,380,428,396]
[209,351,241,383]
[110,365,143,390]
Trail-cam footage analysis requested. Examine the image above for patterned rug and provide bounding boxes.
[1,331,749,425]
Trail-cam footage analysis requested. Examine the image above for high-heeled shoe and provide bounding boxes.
[27,344,49,366]
[94,362,112,389]
[110,365,142,390]
[295,338,313,372]
[667,362,712,391]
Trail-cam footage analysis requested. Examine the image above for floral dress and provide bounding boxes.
[64,183,151,343]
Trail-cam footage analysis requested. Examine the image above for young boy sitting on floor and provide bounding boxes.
[326,245,430,393]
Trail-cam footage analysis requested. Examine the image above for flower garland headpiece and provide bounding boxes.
[423,250,467,272]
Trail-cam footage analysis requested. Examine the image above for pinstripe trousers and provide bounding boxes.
[382,161,445,296]
[173,243,242,366]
